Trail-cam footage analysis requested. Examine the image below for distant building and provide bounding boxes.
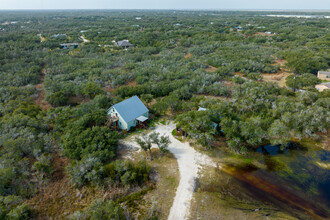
[52,34,67,38]
[115,40,134,49]
[317,71,330,81]
[106,96,149,131]
[60,43,79,49]
[315,82,330,92]
[235,26,244,30]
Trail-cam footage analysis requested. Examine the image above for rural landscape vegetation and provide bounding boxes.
[0,9,329,219]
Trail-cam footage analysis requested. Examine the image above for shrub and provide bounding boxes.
[6,204,31,220]
[46,91,69,106]
[0,196,31,220]
[69,199,126,220]
[104,159,150,186]
[33,153,54,177]
[67,157,105,187]
[62,126,118,162]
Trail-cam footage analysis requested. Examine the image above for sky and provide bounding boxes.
[1,0,329,10]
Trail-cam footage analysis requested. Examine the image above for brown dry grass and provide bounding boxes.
[261,72,293,87]
[205,65,217,72]
[28,147,179,219]
[34,65,51,110]
[185,52,191,58]
[27,154,133,219]
[254,32,275,37]
[190,167,301,220]
[144,150,180,219]
[102,80,138,95]
[262,59,293,87]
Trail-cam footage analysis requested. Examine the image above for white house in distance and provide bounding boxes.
[106,96,149,131]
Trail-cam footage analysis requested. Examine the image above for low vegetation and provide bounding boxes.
[0,9,329,218]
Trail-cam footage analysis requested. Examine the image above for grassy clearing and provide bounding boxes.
[143,149,180,220]
[190,167,300,220]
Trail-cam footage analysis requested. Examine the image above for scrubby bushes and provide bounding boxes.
[104,160,150,186]
[286,73,321,90]
[69,199,126,220]
[0,195,32,219]
[176,80,330,153]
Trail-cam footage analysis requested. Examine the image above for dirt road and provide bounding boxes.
[120,122,215,219]
[160,123,215,220]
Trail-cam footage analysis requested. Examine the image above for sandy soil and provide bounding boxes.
[80,35,90,43]
[261,72,293,87]
[121,122,216,219]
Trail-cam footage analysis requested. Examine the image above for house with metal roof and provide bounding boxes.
[317,71,330,81]
[60,43,79,49]
[115,40,134,49]
[106,96,148,131]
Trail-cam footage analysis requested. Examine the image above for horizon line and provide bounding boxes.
[0,8,330,11]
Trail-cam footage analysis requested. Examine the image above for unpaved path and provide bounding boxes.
[80,35,90,43]
[121,122,215,219]
[35,64,51,110]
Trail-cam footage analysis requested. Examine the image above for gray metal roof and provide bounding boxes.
[60,43,79,46]
[318,71,330,76]
[116,40,133,47]
[110,96,148,123]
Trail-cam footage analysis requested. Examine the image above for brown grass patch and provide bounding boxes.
[185,52,191,58]
[27,154,134,219]
[261,72,293,87]
[254,32,274,37]
[271,59,287,67]
[126,80,137,87]
[34,85,51,110]
[34,64,51,110]
[144,150,179,220]
[234,72,244,76]
[206,65,217,72]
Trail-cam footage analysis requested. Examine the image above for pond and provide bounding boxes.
[228,143,330,219]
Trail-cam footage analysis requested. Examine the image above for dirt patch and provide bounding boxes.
[254,32,274,37]
[271,59,287,67]
[261,72,293,87]
[35,86,51,110]
[34,64,51,110]
[185,52,191,58]
[261,59,293,87]
[102,85,115,94]
[102,80,138,95]
[206,65,217,72]
[126,80,137,87]
[234,72,244,76]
